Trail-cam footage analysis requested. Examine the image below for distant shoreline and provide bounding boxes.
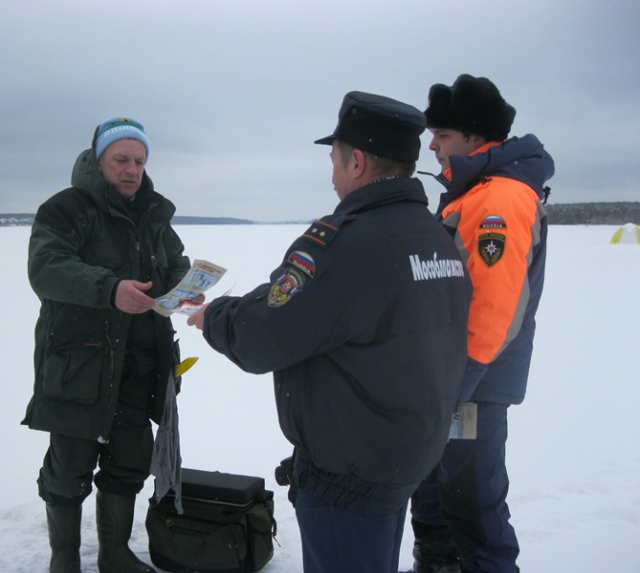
[0,214,311,227]
[1,202,640,227]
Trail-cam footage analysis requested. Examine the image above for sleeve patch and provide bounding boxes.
[287,250,316,278]
[478,233,506,267]
[268,268,305,308]
[479,215,507,230]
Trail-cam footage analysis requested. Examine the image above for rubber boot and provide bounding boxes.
[96,490,156,573]
[46,503,82,573]
[408,520,461,573]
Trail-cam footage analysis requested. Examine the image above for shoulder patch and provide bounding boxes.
[268,268,305,308]
[479,215,507,230]
[478,232,506,267]
[287,250,316,278]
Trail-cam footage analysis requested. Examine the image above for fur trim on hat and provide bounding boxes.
[425,74,516,141]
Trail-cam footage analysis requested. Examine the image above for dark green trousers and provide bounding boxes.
[38,354,155,505]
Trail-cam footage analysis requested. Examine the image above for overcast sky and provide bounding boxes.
[1,0,638,221]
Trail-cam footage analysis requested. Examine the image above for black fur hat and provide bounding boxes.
[425,74,516,141]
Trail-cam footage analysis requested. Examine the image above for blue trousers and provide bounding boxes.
[410,402,519,573]
[295,489,407,573]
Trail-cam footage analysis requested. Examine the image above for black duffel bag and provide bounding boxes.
[146,469,276,573]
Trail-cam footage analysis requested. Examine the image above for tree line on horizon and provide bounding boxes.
[1,202,639,227]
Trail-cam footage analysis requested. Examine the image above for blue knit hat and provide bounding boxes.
[93,117,150,160]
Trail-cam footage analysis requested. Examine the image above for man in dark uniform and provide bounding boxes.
[188,91,471,573]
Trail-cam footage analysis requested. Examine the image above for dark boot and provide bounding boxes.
[46,503,82,573]
[96,490,156,573]
[409,520,461,573]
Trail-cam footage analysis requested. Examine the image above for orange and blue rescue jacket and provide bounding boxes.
[433,134,555,404]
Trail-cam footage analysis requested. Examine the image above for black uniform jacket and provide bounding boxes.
[203,176,470,515]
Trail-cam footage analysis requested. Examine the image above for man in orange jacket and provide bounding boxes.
[403,75,555,573]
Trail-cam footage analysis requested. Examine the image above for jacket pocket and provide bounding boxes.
[43,348,106,404]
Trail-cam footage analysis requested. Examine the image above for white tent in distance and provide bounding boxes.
[610,223,640,245]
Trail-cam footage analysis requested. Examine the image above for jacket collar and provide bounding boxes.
[333,176,429,216]
[434,134,555,215]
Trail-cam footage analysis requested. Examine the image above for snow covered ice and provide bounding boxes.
[1,224,638,572]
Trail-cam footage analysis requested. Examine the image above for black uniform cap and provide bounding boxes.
[314,91,426,162]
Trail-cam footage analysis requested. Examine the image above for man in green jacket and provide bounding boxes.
[23,117,192,573]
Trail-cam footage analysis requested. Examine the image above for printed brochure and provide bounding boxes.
[153,259,227,317]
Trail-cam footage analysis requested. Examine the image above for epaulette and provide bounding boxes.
[301,215,351,248]
[269,215,352,307]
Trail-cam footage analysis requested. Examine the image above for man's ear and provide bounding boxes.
[469,134,486,150]
[351,149,367,179]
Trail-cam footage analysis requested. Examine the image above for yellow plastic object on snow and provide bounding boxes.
[175,357,199,378]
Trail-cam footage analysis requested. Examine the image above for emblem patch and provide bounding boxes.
[268,269,305,308]
[287,250,316,278]
[478,233,506,267]
[479,215,507,230]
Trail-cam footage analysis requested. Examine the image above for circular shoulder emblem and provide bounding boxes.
[268,269,305,308]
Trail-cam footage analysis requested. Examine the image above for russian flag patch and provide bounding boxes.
[287,250,316,278]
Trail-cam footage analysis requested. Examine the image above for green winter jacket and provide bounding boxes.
[22,149,191,440]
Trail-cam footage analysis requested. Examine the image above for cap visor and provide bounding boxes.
[314,135,335,145]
